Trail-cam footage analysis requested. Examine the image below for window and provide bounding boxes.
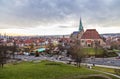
[82,40,84,43]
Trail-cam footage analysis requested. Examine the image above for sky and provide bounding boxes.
[0,0,120,36]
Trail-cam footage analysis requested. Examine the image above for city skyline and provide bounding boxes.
[0,0,120,35]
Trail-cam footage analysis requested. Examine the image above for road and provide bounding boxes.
[14,55,120,67]
[14,55,69,63]
[86,57,120,67]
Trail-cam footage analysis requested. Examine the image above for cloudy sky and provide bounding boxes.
[0,0,120,35]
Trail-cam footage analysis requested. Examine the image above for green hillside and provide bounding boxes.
[0,61,119,79]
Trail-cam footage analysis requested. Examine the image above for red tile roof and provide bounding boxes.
[81,29,101,39]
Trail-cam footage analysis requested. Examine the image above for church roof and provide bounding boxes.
[72,31,79,35]
[81,29,101,39]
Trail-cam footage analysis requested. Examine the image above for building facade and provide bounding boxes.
[71,18,105,47]
[81,29,105,47]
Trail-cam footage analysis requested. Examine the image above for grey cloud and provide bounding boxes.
[0,0,120,28]
[58,26,71,28]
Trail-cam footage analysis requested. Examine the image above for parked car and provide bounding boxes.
[23,52,30,56]
[116,56,120,59]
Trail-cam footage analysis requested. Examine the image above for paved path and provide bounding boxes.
[61,74,112,79]
[95,64,120,69]
[92,69,120,79]
[83,63,120,69]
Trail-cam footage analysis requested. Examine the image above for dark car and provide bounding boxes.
[116,56,120,59]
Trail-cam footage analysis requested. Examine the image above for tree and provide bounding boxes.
[29,43,34,53]
[0,45,9,68]
[0,50,4,68]
[94,40,101,57]
[35,51,39,57]
[0,44,17,68]
[110,41,119,50]
[46,43,55,54]
[57,43,65,54]
[69,40,85,67]
[12,41,17,59]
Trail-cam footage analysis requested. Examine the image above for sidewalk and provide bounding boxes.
[94,64,120,69]
[92,69,120,79]
[82,63,120,69]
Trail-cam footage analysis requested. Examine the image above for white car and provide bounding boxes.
[23,52,30,56]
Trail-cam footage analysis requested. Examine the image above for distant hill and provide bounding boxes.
[37,34,70,38]
[101,33,120,37]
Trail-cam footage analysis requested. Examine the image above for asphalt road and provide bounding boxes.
[86,57,120,67]
[14,55,69,63]
[14,55,120,67]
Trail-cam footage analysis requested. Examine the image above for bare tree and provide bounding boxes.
[29,43,34,53]
[0,45,8,68]
[69,39,86,67]
[110,41,120,50]
[94,40,101,57]
[0,51,4,68]
[46,43,55,54]
[12,41,17,59]
[0,44,16,68]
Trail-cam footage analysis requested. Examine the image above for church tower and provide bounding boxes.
[70,17,84,40]
[78,18,84,39]
[79,18,84,32]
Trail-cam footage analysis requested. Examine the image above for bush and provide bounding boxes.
[104,51,118,57]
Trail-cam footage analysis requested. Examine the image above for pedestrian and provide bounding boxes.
[93,63,95,66]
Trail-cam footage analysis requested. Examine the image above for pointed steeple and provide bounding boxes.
[79,18,83,32]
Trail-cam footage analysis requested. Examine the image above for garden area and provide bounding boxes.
[82,48,118,57]
[0,60,119,79]
[82,48,104,56]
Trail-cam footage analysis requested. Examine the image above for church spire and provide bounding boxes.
[79,18,83,32]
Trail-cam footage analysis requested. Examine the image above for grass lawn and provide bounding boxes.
[82,48,103,56]
[0,61,119,79]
